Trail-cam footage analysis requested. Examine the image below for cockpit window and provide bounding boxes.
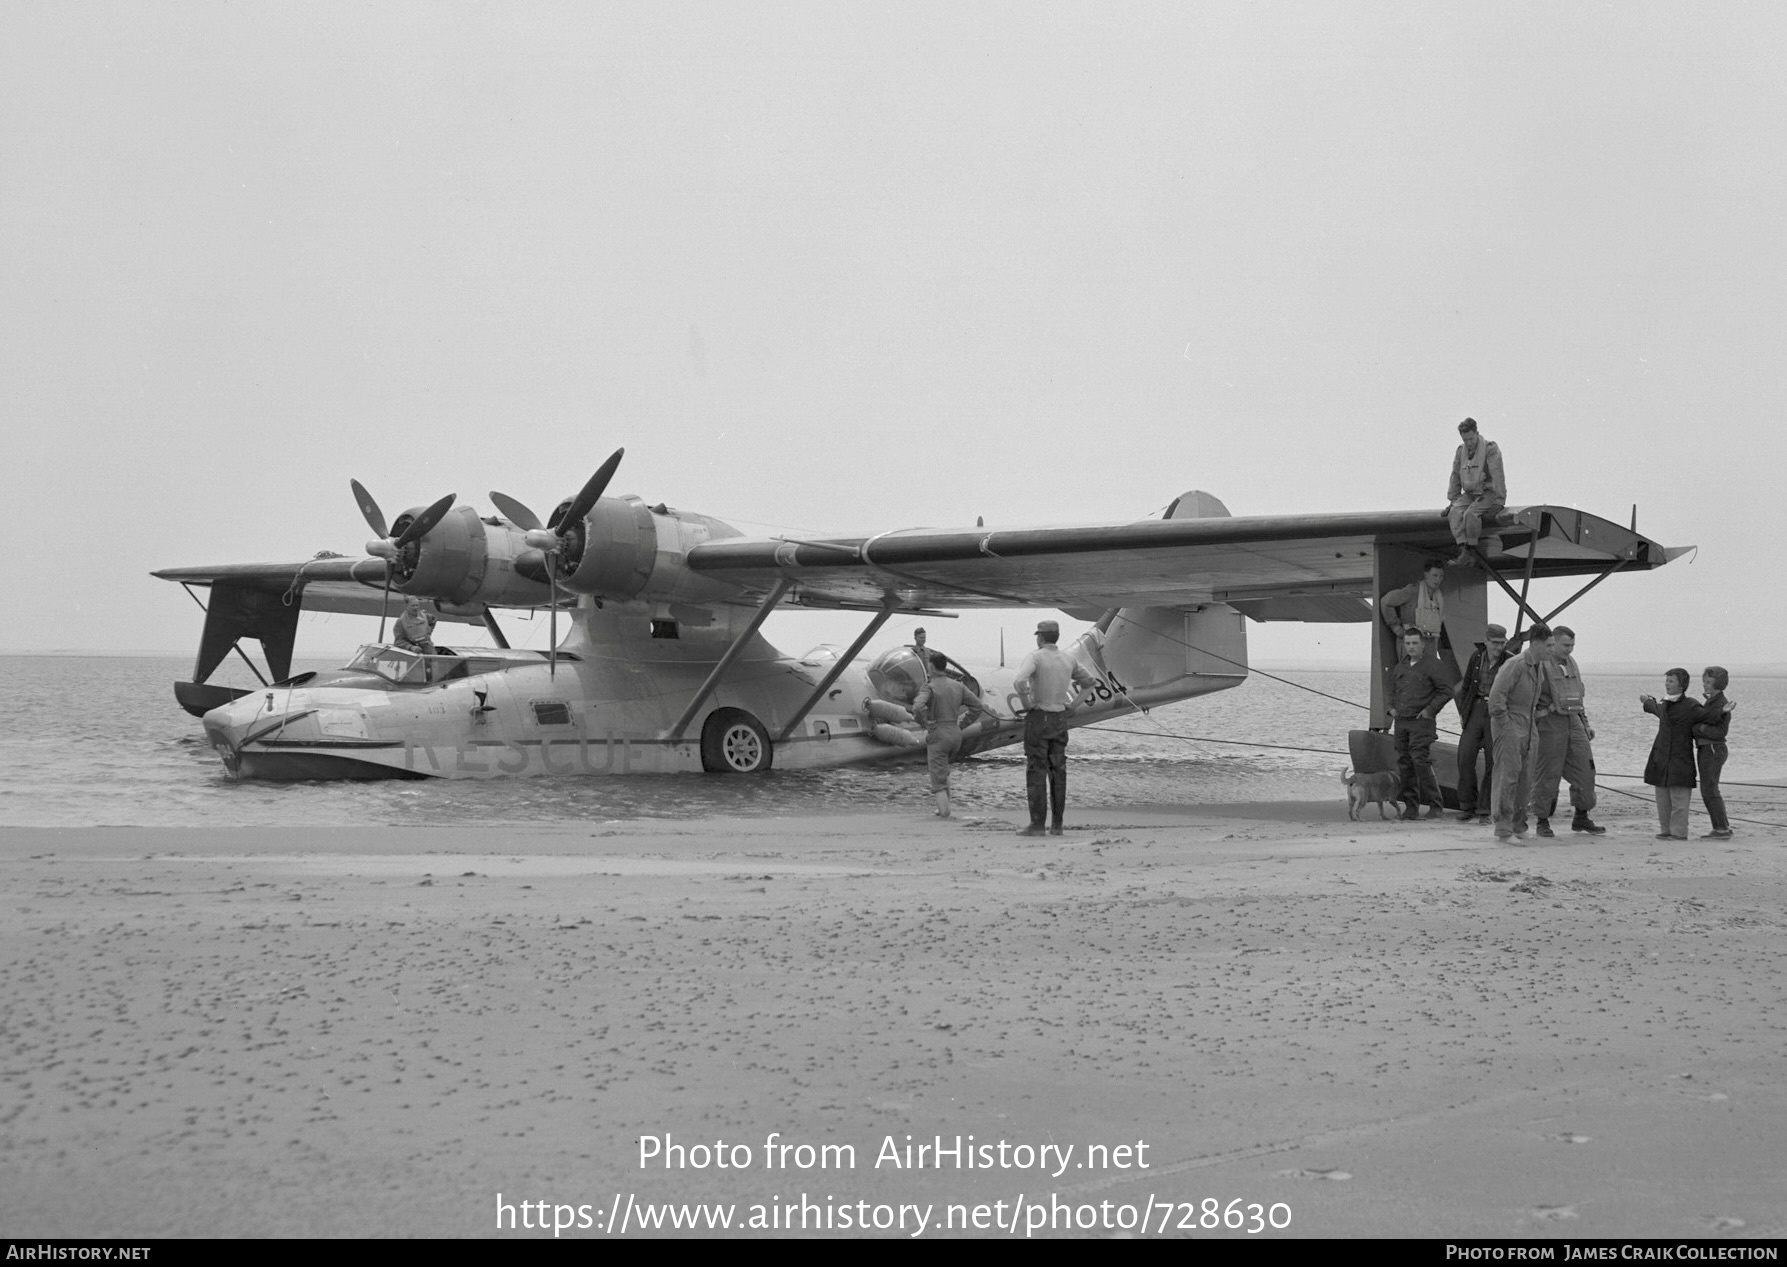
[350,646,430,684]
[346,646,509,685]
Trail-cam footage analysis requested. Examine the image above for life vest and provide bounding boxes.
[1413,584,1443,638]
[1551,657,1587,714]
[1455,438,1493,496]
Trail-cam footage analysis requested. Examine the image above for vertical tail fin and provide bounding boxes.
[1070,489,1248,705]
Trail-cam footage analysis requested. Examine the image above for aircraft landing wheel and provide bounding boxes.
[701,708,774,774]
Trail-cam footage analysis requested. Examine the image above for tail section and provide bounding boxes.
[1069,489,1248,709]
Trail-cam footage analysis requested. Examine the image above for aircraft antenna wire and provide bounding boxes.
[1100,609,1377,717]
[1081,725,1346,758]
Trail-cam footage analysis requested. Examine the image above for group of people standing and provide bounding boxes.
[1452,620,1607,841]
[1391,609,1737,843]
[1386,414,1740,842]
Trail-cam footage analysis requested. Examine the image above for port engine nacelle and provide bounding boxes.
[386,504,553,609]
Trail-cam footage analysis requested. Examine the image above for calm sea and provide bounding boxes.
[3,655,1783,829]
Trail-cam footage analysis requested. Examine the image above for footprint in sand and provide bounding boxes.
[1274,1168,1351,1181]
[1551,1132,1592,1144]
[1697,1215,1745,1231]
[1531,1205,1578,1221]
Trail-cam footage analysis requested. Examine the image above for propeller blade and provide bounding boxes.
[548,552,558,680]
[394,492,457,547]
[350,479,388,539]
[558,448,625,534]
[489,491,543,533]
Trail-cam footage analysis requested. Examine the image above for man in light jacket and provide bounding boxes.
[1448,417,1506,565]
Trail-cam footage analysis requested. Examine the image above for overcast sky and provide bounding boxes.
[4,2,1782,672]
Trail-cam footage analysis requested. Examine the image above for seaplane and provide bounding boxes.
[155,448,1685,782]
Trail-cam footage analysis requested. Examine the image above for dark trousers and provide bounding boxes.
[1023,709,1070,826]
[1456,704,1493,815]
[1698,742,1730,831]
[1394,715,1440,809]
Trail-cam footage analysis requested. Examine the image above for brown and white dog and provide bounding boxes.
[1341,767,1403,821]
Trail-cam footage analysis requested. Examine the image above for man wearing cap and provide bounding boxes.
[1447,417,1506,566]
[1011,619,1098,837]
[909,627,930,676]
[1453,623,1512,823]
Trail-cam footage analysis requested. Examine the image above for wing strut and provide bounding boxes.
[181,583,271,686]
[481,608,511,649]
[1467,518,1548,637]
[1537,559,1628,627]
[774,595,900,742]
[664,579,794,743]
[1471,537,1631,635]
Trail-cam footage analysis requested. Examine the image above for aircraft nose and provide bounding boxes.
[202,719,242,777]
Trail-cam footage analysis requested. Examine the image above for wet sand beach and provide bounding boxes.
[3,804,1784,1239]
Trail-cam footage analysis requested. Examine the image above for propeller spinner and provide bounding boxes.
[489,448,625,677]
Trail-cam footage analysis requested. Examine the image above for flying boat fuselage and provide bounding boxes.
[158,449,1681,783]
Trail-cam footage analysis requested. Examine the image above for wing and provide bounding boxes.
[685,504,1682,618]
[151,559,498,624]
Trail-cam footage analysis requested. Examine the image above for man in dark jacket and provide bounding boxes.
[1695,666,1734,838]
[1453,624,1510,822]
[1390,628,1455,820]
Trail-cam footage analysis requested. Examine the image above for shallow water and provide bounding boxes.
[3,655,1782,828]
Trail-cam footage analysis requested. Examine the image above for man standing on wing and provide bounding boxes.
[1012,618,1098,838]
